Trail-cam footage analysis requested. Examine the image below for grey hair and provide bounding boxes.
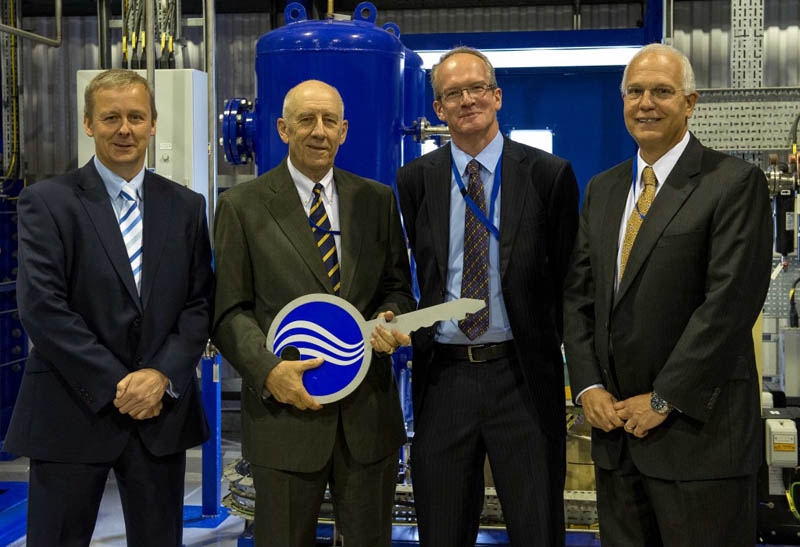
[430,46,497,99]
[620,43,696,95]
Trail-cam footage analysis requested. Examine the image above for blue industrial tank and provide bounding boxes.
[401,44,425,166]
[221,2,405,187]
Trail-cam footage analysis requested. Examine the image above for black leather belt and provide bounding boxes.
[434,341,515,363]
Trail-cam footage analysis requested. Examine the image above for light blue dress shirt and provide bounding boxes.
[436,131,513,345]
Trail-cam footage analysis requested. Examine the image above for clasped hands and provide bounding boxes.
[580,388,668,438]
[266,310,411,411]
[114,368,170,420]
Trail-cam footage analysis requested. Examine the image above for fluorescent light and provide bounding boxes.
[509,129,553,153]
[417,46,640,69]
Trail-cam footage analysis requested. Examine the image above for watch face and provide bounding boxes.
[651,392,670,414]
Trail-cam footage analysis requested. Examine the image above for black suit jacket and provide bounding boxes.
[396,137,579,438]
[563,134,772,480]
[212,160,415,472]
[5,161,212,462]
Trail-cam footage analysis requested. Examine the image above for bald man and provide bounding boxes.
[213,80,414,546]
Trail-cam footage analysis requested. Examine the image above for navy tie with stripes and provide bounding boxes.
[309,183,341,295]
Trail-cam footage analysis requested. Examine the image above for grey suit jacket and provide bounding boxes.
[212,159,414,472]
[397,137,579,439]
[563,134,772,480]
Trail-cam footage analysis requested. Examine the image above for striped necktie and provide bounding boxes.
[458,159,490,340]
[619,166,657,280]
[119,188,143,293]
[309,183,341,295]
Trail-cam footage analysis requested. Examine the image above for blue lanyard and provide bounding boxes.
[451,153,502,241]
[307,216,341,236]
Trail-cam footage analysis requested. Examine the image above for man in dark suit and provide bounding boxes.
[212,79,414,546]
[396,47,579,546]
[5,69,213,546]
[563,43,772,546]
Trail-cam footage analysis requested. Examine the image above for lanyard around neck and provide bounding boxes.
[451,152,502,241]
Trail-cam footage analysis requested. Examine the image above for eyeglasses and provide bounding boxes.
[623,86,681,102]
[439,83,497,104]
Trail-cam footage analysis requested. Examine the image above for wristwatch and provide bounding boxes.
[650,391,673,415]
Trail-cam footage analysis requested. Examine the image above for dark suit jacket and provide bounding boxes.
[396,137,579,439]
[212,160,414,473]
[5,160,213,462]
[563,134,772,480]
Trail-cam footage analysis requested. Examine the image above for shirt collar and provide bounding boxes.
[451,130,504,177]
[94,155,146,200]
[636,130,691,188]
[287,156,335,205]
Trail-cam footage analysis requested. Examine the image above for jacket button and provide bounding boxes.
[136,357,143,367]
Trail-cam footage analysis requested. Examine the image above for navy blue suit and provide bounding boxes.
[6,160,213,546]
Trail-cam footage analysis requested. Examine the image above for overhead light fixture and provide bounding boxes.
[417,46,641,69]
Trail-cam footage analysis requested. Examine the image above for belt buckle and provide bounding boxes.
[467,344,488,363]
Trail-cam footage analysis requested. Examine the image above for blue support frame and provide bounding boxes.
[183,352,230,528]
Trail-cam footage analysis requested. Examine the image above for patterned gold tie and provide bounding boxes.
[619,166,657,280]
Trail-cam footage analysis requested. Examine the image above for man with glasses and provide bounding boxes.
[563,44,771,546]
[396,47,579,546]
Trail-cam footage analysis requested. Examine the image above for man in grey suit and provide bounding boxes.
[396,47,579,546]
[212,79,414,546]
[563,43,772,546]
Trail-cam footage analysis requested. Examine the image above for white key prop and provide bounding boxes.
[266,294,485,403]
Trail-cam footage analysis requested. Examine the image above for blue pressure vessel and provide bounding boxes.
[221,2,405,187]
[402,45,425,166]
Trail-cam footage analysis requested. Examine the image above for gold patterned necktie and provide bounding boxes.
[619,165,657,280]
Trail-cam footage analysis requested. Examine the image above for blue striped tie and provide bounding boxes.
[309,183,341,295]
[119,188,143,293]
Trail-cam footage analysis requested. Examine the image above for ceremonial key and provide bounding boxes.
[266,294,485,403]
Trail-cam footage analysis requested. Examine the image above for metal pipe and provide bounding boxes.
[0,0,61,47]
[204,0,217,235]
[146,0,155,169]
[97,0,111,68]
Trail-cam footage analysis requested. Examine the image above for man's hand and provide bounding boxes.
[614,393,669,438]
[369,310,411,355]
[265,357,324,411]
[114,368,169,420]
[580,387,625,432]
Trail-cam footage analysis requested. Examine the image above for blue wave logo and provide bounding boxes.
[272,300,365,397]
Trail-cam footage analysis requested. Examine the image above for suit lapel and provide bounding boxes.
[426,145,453,287]
[335,169,361,300]
[614,137,703,306]
[263,162,332,292]
[140,173,172,309]
[498,139,526,279]
[75,162,142,308]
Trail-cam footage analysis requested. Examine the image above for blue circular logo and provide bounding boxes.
[267,294,371,403]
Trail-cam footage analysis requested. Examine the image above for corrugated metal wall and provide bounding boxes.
[16,1,800,180]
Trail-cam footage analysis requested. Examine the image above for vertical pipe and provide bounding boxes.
[146,0,155,169]
[204,0,217,232]
[200,350,222,516]
[97,0,111,69]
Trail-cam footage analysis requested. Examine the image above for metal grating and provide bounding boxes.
[689,88,800,151]
[731,0,765,88]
